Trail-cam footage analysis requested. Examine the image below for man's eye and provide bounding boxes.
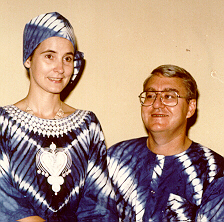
[146,93,155,99]
[164,95,172,99]
[164,93,176,99]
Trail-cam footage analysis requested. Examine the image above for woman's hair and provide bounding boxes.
[143,64,198,102]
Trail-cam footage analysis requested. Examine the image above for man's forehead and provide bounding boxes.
[147,75,184,85]
[145,75,186,92]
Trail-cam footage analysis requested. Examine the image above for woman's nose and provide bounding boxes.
[54,59,64,74]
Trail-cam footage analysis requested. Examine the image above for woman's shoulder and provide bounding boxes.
[62,103,76,117]
[13,99,26,111]
[62,103,97,118]
[0,104,15,115]
[69,108,100,123]
[0,105,19,125]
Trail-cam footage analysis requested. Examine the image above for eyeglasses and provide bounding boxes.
[139,91,187,107]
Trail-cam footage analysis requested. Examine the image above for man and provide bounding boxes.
[107,64,224,221]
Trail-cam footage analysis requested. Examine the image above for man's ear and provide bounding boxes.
[187,99,197,119]
[24,57,31,69]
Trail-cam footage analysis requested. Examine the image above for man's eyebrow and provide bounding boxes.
[145,87,156,91]
[145,87,179,92]
[163,88,179,93]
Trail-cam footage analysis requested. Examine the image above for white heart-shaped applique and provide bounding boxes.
[40,151,67,176]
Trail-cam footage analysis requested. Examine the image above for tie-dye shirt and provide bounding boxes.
[107,137,224,221]
[0,105,118,222]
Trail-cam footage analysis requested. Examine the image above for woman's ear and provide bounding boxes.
[24,57,31,69]
[186,99,197,119]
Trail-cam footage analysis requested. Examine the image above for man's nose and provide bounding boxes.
[152,93,165,108]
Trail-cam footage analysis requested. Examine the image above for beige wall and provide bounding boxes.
[1,0,224,155]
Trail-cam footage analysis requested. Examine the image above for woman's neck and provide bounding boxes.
[27,100,62,119]
[21,90,63,119]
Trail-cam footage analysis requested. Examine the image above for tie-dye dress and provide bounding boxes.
[0,105,118,222]
[107,137,224,221]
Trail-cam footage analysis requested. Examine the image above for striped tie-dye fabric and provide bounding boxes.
[107,137,224,221]
[0,105,118,221]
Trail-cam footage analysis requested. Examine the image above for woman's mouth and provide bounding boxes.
[48,77,63,82]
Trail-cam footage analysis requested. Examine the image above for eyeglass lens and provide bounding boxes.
[140,91,178,106]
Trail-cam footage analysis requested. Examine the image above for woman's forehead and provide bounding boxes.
[34,37,74,54]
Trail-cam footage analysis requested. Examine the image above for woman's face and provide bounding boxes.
[24,36,74,95]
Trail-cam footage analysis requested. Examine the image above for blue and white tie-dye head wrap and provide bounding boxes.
[23,12,84,81]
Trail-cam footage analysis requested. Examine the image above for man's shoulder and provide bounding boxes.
[189,142,224,169]
[107,137,148,156]
[191,142,224,159]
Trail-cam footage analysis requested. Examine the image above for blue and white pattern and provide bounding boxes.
[107,137,224,221]
[0,105,117,221]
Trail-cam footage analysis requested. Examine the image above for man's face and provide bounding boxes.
[141,74,196,137]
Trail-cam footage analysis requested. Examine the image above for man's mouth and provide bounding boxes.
[151,114,168,117]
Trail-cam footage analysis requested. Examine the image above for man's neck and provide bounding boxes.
[147,132,192,156]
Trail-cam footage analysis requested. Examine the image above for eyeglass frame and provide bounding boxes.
[138,90,188,107]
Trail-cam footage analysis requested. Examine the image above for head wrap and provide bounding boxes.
[23,12,84,81]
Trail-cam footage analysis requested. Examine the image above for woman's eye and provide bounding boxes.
[45,54,53,59]
[64,57,73,62]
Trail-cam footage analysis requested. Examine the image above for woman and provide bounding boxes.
[0,12,117,222]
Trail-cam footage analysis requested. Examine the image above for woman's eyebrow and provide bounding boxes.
[40,49,56,54]
[66,52,75,56]
[40,50,74,56]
